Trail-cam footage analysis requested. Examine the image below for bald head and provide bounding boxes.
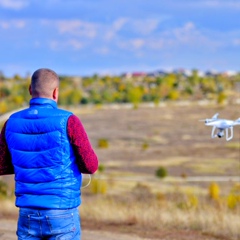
[30,68,59,101]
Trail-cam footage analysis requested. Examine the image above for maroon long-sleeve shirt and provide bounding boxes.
[0,114,98,175]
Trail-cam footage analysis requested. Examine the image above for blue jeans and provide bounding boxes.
[17,207,81,240]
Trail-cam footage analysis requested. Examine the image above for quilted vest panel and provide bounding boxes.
[5,98,82,209]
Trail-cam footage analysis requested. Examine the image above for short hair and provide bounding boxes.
[31,68,59,98]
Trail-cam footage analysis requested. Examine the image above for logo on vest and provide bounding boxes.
[28,109,38,115]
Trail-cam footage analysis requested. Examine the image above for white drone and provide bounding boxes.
[200,113,240,141]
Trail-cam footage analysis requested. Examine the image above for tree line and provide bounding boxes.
[0,70,239,114]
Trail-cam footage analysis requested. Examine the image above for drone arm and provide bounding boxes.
[233,118,240,125]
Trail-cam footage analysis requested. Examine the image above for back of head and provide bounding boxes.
[31,68,59,98]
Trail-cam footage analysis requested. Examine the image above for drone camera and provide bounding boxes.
[217,131,224,138]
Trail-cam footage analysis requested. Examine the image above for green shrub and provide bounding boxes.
[0,180,8,198]
[227,183,240,209]
[91,178,107,194]
[0,101,7,114]
[177,193,199,210]
[227,194,238,209]
[80,97,89,104]
[155,167,168,179]
[209,182,220,200]
[168,89,180,100]
[141,141,149,150]
[98,138,109,148]
[217,91,227,104]
[98,164,105,173]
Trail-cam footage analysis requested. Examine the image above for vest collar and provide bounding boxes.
[30,98,57,109]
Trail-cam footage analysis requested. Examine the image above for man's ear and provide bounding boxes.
[29,85,32,96]
[53,87,59,102]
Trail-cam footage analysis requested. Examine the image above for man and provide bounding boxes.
[0,68,98,239]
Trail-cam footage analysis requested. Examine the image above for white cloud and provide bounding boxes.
[233,39,240,46]
[14,20,26,28]
[0,19,26,29]
[173,22,202,44]
[112,18,128,31]
[34,41,41,48]
[94,47,110,55]
[112,17,161,36]
[49,39,84,51]
[0,0,29,10]
[189,0,240,9]
[102,18,128,41]
[160,22,222,49]
[37,19,97,51]
[145,38,174,50]
[130,39,145,49]
[9,16,234,57]
[116,21,225,54]
[55,20,97,39]
[104,17,164,42]
[68,39,84,50]
[116,38,145,52]
[131,19,160,35]
[0,21,9,29]
[40,17,164,51]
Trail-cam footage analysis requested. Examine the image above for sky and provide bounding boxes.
[0,0,240,77]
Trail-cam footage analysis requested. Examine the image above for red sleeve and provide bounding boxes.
[67,115,98,174]
[0,121,14,175]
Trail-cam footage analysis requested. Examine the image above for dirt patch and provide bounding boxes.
[81,218,230,240]
[0,218,230,240]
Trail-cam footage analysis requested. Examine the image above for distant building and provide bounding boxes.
[205,70,218,77]
[121,72,146,80]
[132,72,146,77]
[147,70,167,77]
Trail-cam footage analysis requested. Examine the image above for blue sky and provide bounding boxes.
[0,0,240,77]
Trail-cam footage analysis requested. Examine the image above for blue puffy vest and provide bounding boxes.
[5,98,82,209]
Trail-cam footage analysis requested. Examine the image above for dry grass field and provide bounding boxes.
[76,102,239,240]
[80,102,239,178]
[1,102,239,240]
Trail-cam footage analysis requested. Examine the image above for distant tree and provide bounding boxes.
[189,69,200,85]
[158,83,171,100]
[102,89,115,103]
[200,77,216,94]
[0,71,5,81]
[0,87,10,98]
[217,91,227,105]
[69,89,82,105]
[127,87,143,107]
[0,101,7,114]
[89,89,102,104]
[168,89,180,100]
[80,97,89,104]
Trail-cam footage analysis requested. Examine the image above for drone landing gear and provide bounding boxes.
[211,126,233,141]
[225,126,233,141]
